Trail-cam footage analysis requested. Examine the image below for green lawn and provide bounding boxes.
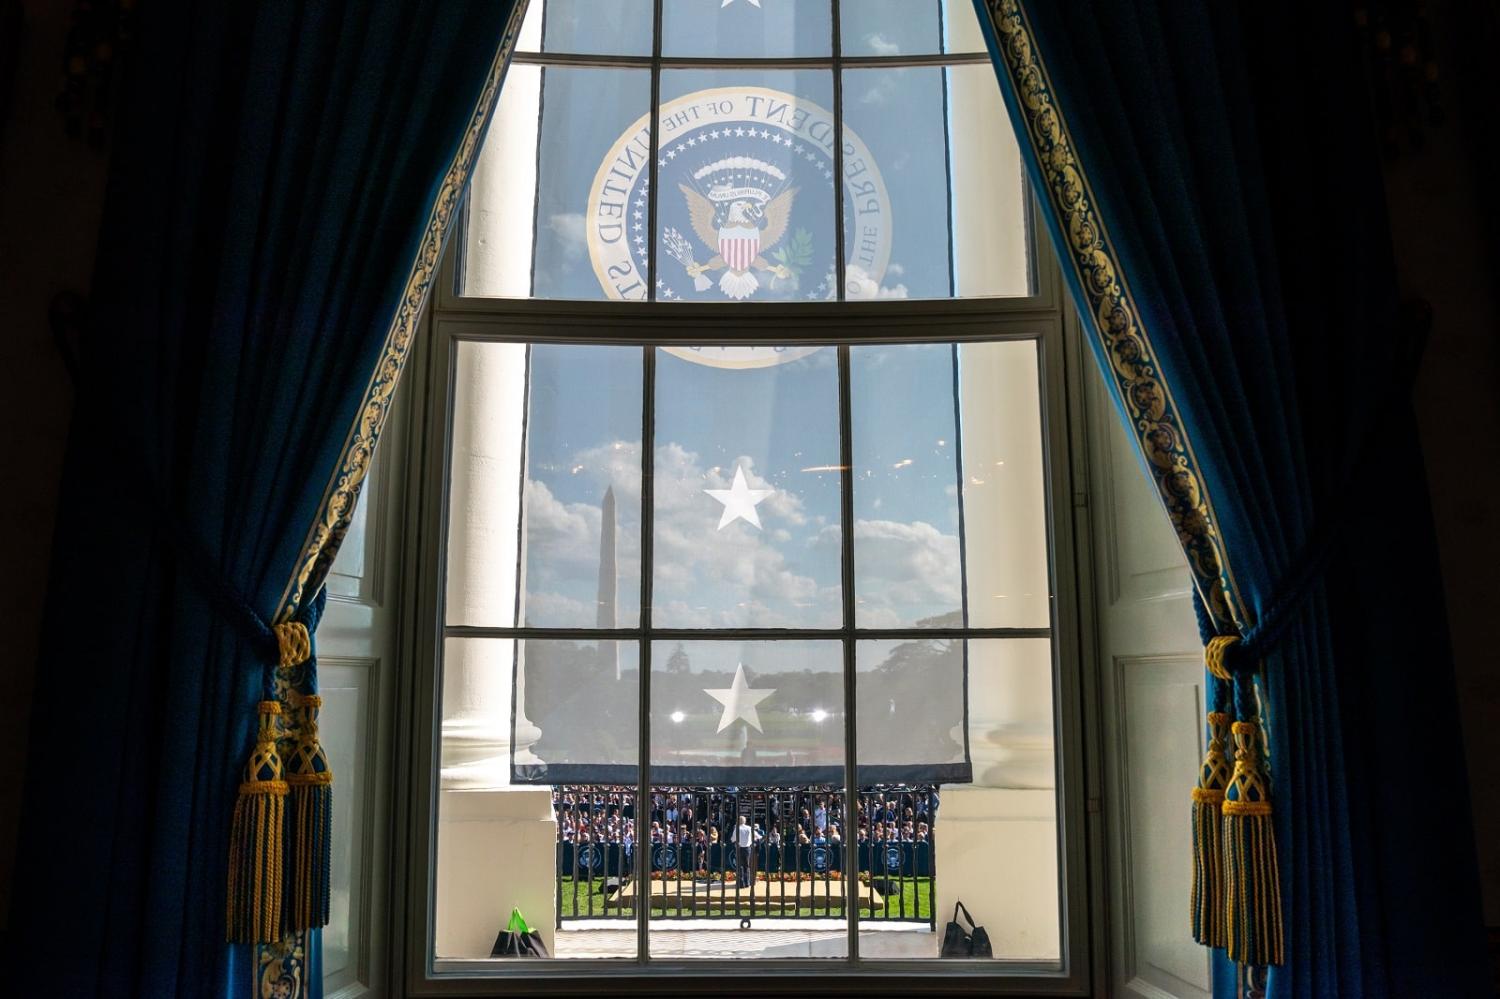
[557,876,933,922]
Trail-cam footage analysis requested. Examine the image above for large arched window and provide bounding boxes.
[404,2,1088,992]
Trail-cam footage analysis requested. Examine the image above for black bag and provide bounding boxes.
[490,907,550,958]
[490,929,550,958]
[939,900,992,958]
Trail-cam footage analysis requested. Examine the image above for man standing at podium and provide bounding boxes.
[734,814,754,887]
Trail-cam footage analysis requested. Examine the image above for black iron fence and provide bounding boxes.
[554,785,938,926]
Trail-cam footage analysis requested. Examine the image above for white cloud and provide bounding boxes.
[863,33,902,57]
[521,438,964,629]
[816,519,963,626]
[845,264,909,300]
[524,590,596,623]
[524,437,839,628]
[547,212,587,263]
[524,479,597,568]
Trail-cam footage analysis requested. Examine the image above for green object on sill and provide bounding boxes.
[507,907,532,935]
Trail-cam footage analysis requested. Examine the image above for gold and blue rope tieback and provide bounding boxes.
[1196,634,1284,967]
[226,617,334,944]
[227,700,287,944]
[1191,704,1231,948]
[285,691,333,931]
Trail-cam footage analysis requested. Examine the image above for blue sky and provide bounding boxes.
[518,343,967,630]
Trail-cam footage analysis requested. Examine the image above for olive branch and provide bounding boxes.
[770,228,814,290]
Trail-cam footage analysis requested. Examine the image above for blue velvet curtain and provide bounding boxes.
[975,2,1488,996]
[5,2,520,996]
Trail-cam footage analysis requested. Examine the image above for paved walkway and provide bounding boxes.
[554,919,938,959]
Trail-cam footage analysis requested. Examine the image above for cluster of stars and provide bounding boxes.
[631,176,651,258]
[657,127,835,184]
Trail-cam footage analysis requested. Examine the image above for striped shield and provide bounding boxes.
[718,225,760,273]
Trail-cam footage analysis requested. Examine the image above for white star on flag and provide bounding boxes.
[704,465,775,530]
[704,663,775,733]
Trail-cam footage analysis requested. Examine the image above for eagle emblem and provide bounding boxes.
[671,157,798,300]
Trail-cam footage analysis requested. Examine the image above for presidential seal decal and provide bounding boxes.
[586,87,893,368]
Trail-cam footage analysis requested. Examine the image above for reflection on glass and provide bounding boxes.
[462,65,651,299]
[514,640,642,782]
[522,346,644,627]
[857,638,1061,961]
[654,71,840,303]
[840,0,987,56]
[855,638,967,783]
[842,65,1031,298]
[662,0,831,59]
[652,348,842,627]
[517,0,653,56]
[648,640,849,959]
[320,675,360,981]
[649,640,844,782]
[957,341,1050,627]
[444,343,643,629]
[850,343,963,628]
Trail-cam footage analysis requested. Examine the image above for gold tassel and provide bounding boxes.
[285,693,333,930]
[1191,710,1231,947]
[1222,718,1284,966]
[227,700,287,944]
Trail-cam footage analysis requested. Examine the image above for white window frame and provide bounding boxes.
[387,2,1104,993]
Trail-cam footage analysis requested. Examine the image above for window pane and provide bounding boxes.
[856,638,1061,962]
[651,347,842,627]
[552,785,644,955]
[649,639,849,959]
[841,64,1032,298]
[517,0,653,56]
[850,343,963,629]
[445,342,643,629]
[461,65,652,299]
[957,341,1050,628]
[850,340,1049,629]
[435,637,639,961]
[654,71,841,303]
[855,637,967,784]
[515,639,642,782]
[840,0,988,56]
[661,0,831,59]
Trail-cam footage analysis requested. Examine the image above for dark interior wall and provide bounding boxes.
[1386,1,1500,927]
[0,0,1495,939]
[0,0,108,925]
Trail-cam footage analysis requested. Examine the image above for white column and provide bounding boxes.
[958,341,1052,785]
[437,42,557,957]
[441,341,539,789]
[966,639,1055,790]
[947,62,1029,297]
[462,51,541,298]
[937,339,1060,962]
[934,785,1060,961]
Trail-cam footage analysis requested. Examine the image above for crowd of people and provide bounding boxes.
[552,786,937,853]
